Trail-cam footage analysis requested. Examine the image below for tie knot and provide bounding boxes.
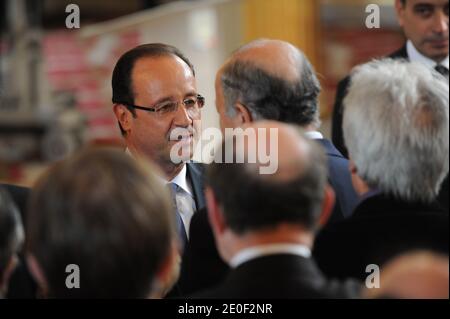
[435,64,449,77]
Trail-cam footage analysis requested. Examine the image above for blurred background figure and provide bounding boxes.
[25,148,178,298]
[0,188,25,298]
[365,251,449,299]
[332,0,449,157]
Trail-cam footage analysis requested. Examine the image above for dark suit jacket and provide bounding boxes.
[191,254,361,299]
[186,162,206,211]
[177,206,227,296]
[0,184,37,299]
[315,138,358,222]
[178,139,358,295]
[312,193,449,281]
[331,46,408,158]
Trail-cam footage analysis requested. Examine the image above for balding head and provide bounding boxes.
[215,39,321,129]
[206,120,329,234]
[231,39,304,82]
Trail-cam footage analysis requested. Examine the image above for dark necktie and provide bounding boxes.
[167,183,191,252]
[435,64,449,80]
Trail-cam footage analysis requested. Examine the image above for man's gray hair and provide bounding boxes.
[343,59,449,202]
[221,49,321,127]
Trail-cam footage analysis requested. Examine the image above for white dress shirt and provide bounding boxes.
[229,243,312,268]
[125,148,195,235]
[304,131,323,140]
[168,164,195,237]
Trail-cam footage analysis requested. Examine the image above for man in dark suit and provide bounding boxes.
[178,39,358,295]
[332,0,449,158]
[112,44,206,253]
[191,121,361,299]
[313,59,449,281]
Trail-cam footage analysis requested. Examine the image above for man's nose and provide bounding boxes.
[432,10,449,34]
[173,103,192,127]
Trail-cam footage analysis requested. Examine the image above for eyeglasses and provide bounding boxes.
[125,95,205,118]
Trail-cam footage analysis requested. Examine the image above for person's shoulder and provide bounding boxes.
[388,45,408,60]
[190,206,209,231]
[315,138,346,159]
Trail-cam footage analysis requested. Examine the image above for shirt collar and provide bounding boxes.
[407,40,449,69]
[229,243,311,268]
[304,131,323,140]
[169,164,192,196]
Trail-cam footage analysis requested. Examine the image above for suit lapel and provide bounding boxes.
[186,163,206,211]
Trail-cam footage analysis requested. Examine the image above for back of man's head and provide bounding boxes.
[0,188,24,296]
[207,121,328,235]
[343,59,449,202]
[220,39,321,127]
[26,147,175,298]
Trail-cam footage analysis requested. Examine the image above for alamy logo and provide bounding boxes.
[365,264,380,289]
[365,4,380,29]
[170,125,280,175]
[65,264,80,289]
[65,4,80,29]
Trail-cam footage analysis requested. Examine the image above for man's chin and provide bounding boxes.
[168,141,194,164]
[423,45,449,62]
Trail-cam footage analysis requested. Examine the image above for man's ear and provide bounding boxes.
[233,102,253,125]
[26,254,48,298]
[395,0,405,27]
[205,187,227,236]
[113,104,133,134]
[318,184,335,228]
[349,159,370,196]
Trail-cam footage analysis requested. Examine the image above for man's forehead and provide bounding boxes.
[132,54,193,76]
[131,55,196,101]
[405,0,449,7]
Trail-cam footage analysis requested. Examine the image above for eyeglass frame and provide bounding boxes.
[122,94,205,117]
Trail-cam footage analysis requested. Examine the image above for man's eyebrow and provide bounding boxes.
[150,91,198,105]
[413,3,434,9]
